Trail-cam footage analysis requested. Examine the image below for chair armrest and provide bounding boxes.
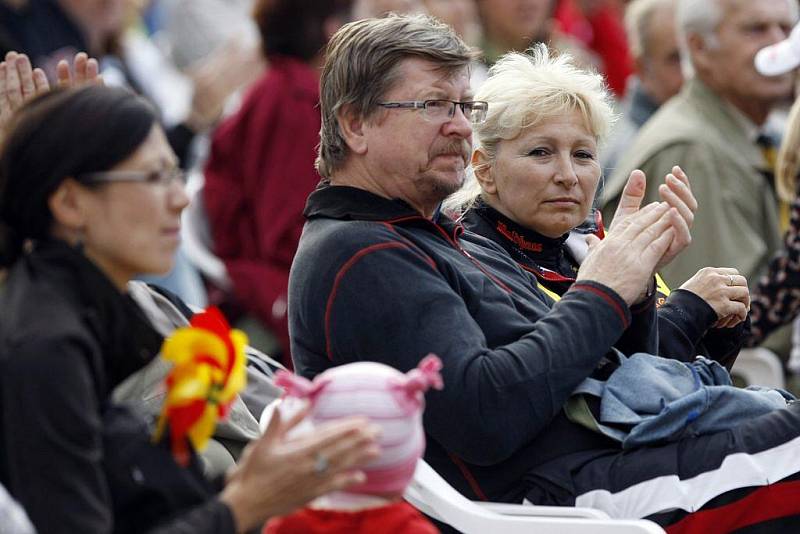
[480,502,610,519]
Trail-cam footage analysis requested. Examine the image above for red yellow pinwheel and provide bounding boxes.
[154,307,248,465]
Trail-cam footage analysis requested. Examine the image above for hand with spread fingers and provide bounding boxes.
[1,51,103,143]
[220,404,380,533]
[0,51,49,139]
[680,267,750,329]
[56,52,104,88]
[608,165,696,272]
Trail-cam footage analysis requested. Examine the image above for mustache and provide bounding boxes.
[431,141,471,163]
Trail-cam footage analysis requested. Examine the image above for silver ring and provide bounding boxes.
[313,452,329,476]
[728,275,735,286]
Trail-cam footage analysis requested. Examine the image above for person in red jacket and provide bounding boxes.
[204,0,353,368]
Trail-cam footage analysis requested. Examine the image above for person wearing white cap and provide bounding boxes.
[602,0,798,358]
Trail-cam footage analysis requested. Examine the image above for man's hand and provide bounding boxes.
[680,267,750,328]
[577,202,679,305]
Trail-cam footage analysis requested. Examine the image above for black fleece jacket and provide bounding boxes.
[461,203,746,368]
[289,185,659,503]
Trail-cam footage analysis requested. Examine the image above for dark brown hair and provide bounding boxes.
[253,0,354,61]
[0,85,157,266]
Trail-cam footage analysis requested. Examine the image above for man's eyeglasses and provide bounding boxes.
[377,99,489,124]
[79,168,186,188]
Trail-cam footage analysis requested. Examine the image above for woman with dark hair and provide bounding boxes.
[204,0,354,369]
[0,84,379,534]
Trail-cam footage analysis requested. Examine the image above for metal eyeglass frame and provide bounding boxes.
[376,99,489,124]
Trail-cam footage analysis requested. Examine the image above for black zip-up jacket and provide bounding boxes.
[289,185,659,503]
[0,241,234,534]
[462,202,746,368]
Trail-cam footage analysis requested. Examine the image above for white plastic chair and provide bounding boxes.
[405,459,665,533]
[181,170,232,291]
[731,348,785,389]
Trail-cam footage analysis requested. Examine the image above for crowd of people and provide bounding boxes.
[4,0,800,533]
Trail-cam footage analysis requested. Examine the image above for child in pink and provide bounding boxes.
[263,355,443,534]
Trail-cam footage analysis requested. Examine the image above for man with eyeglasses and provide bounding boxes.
[285,13,778,531]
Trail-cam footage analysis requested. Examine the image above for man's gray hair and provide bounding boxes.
[316,14,475,179]
[625,0,676,60]
[676,0,799,77]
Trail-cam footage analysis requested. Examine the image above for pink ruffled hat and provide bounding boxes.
[274,355,443,496]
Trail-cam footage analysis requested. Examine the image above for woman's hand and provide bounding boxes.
[220,404,380,533]
[608,166,696,273]
[680,267,750,328]
[578,202,679,305]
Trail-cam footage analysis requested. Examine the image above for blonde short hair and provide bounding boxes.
[444,44,616,212]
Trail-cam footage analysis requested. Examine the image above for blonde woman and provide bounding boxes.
[444,44,749,364]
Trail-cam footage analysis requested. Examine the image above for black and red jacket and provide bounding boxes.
[289,184,659,503]
[461,201,746,368]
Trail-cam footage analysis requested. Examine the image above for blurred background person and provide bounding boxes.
[477,0,598,71]
[352,0,425,18]
[422,0,482,47]
[602,0,683,180]
[203,0,354,368]
[149,0,259,72]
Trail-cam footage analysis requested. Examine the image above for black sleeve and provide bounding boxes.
[697,318,749,371]
[656,288,717,360]
[0,334,238,534]
[655,288,746,369]
[148,499,236,534]
[614,284,658,356]
[0,336,113,533]
[322,243,630,466]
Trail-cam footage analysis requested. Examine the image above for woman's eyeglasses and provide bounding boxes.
[376,99,489,124]
[79,168,186,187]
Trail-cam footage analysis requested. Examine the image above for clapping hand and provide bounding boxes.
[1,51,103,142]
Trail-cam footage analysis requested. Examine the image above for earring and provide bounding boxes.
[73,228,85,251]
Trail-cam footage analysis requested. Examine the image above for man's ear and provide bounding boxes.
[472,149,497,195]
[337,104,368,155]
[686,32,710,72]
[47,178,89,232]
